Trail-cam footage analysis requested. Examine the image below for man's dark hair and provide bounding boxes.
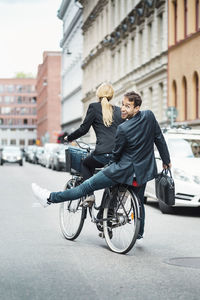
[124,91,142,107]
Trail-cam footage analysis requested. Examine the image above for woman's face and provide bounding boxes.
[121,97,140,119]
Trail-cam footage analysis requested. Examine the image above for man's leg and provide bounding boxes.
[134,183,146,237]
[50,171,115,204]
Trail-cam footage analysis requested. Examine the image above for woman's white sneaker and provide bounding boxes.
[31,183,51,208]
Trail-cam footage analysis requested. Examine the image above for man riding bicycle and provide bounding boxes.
[32,91,171,239]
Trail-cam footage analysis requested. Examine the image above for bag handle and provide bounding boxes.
[161,167,173,178]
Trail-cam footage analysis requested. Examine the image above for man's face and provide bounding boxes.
[121,96,140,119]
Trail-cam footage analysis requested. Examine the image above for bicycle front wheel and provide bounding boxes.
[59,179,86,240]
[103,187,141,254]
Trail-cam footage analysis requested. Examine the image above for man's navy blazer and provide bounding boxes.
[103,110,170,186]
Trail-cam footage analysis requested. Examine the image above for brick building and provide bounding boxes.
[36,51,61,145]
[0,78,37,147]
[168,0,200,128]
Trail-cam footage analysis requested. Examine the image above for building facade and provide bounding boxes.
[168,0,200,128]
[36,51,61,145]
[79,0,168,142]
[57,0,83,136]
[0,78,37,147]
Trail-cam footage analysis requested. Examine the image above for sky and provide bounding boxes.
[0,0,62,78]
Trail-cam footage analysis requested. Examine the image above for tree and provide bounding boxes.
[15,72,34,78]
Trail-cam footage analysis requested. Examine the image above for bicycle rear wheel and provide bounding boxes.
[103,187,141,254]
[59,178,86,240]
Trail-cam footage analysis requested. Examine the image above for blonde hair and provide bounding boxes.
[96,83,114,127]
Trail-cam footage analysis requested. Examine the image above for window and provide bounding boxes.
[23,119,28,124]
[19,139,25,146]
[194,72,199,119]
[7,85,14,92]
[158,82,164,118]
[4,96,10,103]
[26,85,31,93]
[10,139,16,145]
[16,85,22,92]
[148,87,153,109]
[131,38,135,68]
[147,23,152,59]
[118,0,121,21]
[172,80,177,107]
[117,49,121,77]
[139,30,143,64]
[173,0,177,43]
[31,97,36,103]
[18,96,22,103]
[183,76,187,120]
[158,15,163,52]
[196,0,199,30]
[1,107,11,114]
[124,44,127,74]
[184,0,188,37]
[28,139,35,145]
[0,85,4,92]
[1,139,7,145]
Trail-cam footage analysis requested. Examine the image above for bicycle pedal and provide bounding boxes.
[98,232,105,239]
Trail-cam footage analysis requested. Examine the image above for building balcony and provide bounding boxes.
[0,124,36,129]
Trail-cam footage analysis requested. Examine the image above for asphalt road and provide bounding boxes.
[0,162,200,300]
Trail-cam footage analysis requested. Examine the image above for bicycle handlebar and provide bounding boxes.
[64,139,91,153]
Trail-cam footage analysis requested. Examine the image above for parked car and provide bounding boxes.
[0,146,23,166]
[50,144,68,171]
[24,145,36,162]
[145,128,200,213]
[40,143,60,168]
[27,145,38,163]
[33,146,44,164]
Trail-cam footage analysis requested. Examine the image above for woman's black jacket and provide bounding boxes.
[67,102,123,155]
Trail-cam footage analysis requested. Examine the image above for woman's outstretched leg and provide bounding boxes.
[32,171,115,207]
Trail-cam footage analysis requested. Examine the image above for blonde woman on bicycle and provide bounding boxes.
[64,82,123,205]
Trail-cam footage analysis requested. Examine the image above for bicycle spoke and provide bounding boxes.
[103,187,140,254]
[59,179,85,240]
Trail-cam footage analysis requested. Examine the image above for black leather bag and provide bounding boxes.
[155,168,175,206]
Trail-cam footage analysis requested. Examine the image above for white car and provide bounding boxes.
[41,143,60,168]
[145,128,200,213]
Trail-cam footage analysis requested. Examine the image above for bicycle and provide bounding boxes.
[59,141,142,254]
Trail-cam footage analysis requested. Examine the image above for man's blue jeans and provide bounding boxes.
[50,171,115,203]
[50,170,146,236]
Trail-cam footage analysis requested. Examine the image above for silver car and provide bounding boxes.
[0,146,23,166]
[145,128,200,213]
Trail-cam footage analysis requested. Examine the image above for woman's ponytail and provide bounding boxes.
[101,97,113,127]
[96,83,114,127]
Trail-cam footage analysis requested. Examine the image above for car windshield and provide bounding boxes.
[3,147,21,153]
[167,138,200,158]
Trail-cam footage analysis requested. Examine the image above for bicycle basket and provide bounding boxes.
[65,146,88,174]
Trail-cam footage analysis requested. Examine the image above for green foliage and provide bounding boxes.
[15,72,34,78]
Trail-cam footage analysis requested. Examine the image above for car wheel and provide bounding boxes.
[56,162,61,171]
[19,160,23,166]
[143,196,147,204]
[158,199,174,214]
